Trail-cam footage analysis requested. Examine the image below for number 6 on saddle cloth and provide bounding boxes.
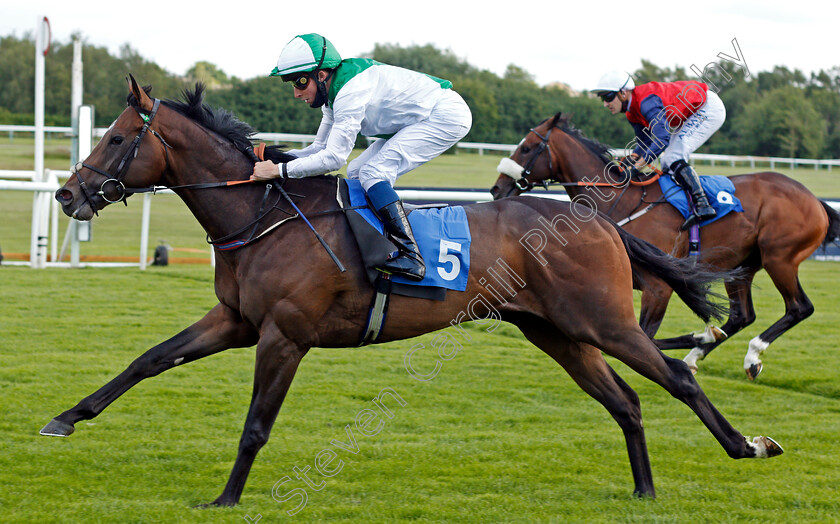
[660,174,744,226]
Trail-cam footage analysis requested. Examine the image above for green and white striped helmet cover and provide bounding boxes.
[271,33,342,77]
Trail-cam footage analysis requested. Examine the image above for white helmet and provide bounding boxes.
[271,33,342,78]
[591,71,635,94]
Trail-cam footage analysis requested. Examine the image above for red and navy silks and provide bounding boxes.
[626,81,708,128]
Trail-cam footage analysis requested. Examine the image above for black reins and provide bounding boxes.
[506,123,673,222]
[510,124,651,193]
[71,97,349,270]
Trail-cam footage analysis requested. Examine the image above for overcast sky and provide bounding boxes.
[2,0,837,92]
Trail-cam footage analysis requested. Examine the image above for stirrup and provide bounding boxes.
[680,214,701,231]
[680,207,716,230]
[377,255,426,281]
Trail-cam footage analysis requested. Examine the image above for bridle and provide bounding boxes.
[513,125,556,192]
[71,98,171,214]
[65,95,347,267]
[503,123,662,193]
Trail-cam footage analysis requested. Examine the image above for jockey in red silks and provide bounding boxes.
[592,71,727,229]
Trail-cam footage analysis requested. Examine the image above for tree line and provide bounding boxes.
[2,33,839,159]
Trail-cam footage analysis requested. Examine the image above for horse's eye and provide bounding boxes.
[521,146,531,154]
[111,136,124,145]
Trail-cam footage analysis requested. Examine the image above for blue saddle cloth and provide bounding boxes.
[346,179,471,291]
[658,174,744,226]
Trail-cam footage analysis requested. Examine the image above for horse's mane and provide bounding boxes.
[127,83,295,164]
[553,113,615,166]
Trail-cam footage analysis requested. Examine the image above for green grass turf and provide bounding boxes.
[2,134,840,522]
[0,261,839,523]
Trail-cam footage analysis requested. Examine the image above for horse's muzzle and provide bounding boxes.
[55,187,95,221]
[55,188,74,207]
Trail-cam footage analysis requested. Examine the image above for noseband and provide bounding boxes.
[72,98,171,213]
[514,127,554,191]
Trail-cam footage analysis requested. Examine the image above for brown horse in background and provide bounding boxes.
[41,78,782,507]
[491,112,840,379]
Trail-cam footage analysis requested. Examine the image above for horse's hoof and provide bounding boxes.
[750,436,784,458]
[761,436,784,457]
[694,325,726,344]
[39,418,75,437]
[194,497,237,508]
[632,487,656,499]
[745,362,763,381]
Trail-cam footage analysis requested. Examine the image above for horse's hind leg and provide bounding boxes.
[40,303,258,437]
[588,325,782,460]
[208,324,307,507]
[514,316,655,498]
[638,271,727,352]
[641,281,719,351]
[683,272,758,374]
[742,260,814,380]
[637,278,673,339]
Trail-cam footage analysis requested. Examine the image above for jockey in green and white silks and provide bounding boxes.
[252,33,472,282]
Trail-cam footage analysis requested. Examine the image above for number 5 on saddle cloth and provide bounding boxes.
[338,179,472,300]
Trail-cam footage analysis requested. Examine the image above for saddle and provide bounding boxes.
[658,174,743,228]
[337,178,472,301]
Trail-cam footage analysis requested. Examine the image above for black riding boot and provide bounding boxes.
[376,200,426,281]
[674,162,716,230]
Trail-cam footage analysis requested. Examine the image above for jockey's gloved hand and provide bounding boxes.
[618,156,641,179]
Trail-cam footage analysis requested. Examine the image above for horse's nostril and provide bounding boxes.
[56,189,74,205]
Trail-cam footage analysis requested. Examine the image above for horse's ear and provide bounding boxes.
[551,112,563,126]
[127,74,154,112]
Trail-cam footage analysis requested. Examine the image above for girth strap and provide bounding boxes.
[360,273,392,345]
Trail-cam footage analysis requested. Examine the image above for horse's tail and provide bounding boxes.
[820,200,840,249]
[611,224,733,323]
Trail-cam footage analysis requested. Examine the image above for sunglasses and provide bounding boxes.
[599,91,618,103]
[289,74,311,90]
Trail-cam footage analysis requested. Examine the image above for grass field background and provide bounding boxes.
[1,136,840,522]
[1,263,839,523]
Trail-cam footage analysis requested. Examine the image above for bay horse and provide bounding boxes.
[42,77,782,507]
[491,112,840,379]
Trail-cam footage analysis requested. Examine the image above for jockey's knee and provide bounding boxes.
[359,171,397,192]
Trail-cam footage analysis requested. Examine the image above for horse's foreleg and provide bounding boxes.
[515,317,655,498]
[208,325,307,507]
[40,303,257,437]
